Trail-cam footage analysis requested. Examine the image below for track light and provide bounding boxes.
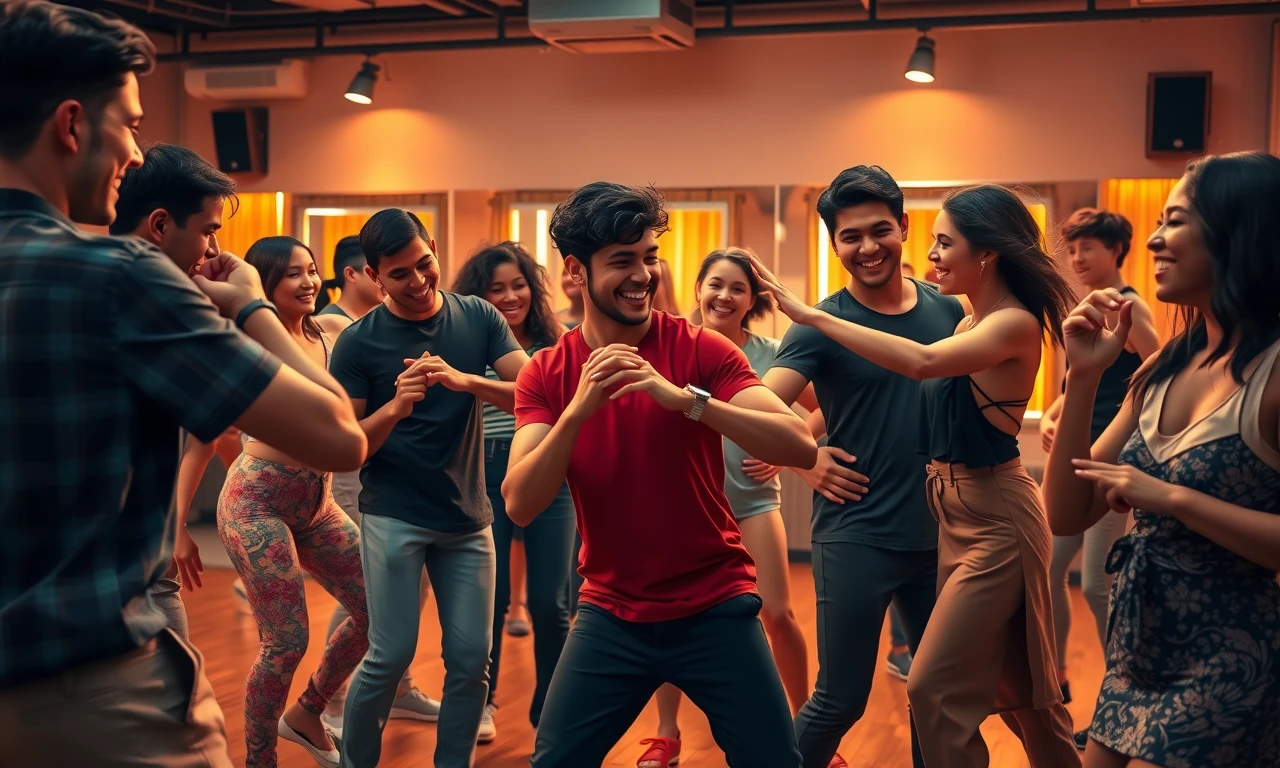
[904,33,935,84]
[344,60,379,104]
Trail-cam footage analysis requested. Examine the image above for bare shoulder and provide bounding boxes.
[315,313,354,337]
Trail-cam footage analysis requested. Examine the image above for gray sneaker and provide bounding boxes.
[477,704,497,744]
[885,649,913,681]
[390,687,441,722]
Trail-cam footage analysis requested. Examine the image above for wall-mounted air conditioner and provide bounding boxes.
[528,0,695,54]
[184,60,309,101]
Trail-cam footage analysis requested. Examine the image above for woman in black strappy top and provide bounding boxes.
[749,184,1080,768]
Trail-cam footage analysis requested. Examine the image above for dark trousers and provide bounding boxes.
[485,439,576,727]
[532,593,801,768]
[794,542,937,768]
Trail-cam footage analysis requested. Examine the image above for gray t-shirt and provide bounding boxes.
[329,292,521,532]
[772,280,965,550]
[722,333,783,520]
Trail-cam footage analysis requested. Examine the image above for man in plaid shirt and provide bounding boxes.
[0,2,367,765]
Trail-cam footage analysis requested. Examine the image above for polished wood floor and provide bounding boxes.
[187,564,1104,768]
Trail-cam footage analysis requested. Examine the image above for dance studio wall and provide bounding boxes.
[141,15,1271,193]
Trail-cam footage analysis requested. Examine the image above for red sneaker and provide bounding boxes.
[636,735,682,767]
[829,754,849,768]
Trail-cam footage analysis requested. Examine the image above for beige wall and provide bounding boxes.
[141,15,1272,194]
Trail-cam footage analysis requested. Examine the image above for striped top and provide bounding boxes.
[483,341,547,439]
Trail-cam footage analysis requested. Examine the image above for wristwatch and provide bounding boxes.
[234,298,280,329]
[684,384,711,422]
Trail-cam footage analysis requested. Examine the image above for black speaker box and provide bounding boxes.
[211,108,268,176]
[1146,72,1211,158]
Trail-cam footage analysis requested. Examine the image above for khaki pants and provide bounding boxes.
[0,628,232,767]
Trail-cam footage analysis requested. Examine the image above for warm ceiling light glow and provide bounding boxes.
[905,33,936,84]
[344,61,380,105]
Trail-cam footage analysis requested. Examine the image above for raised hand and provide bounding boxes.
[1072,458,1176,516]
[1063,289,1133,377]
[598,356,692,412]
[191,251,266,319]
[566,344,642,421]
[744,252,817,325]
[405,352,468,391]
[794,446,869,503]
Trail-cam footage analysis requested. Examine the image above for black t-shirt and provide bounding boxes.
[772,280,966,550]
[329,292,521,532]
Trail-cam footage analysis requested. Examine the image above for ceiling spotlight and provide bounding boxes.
[905,33,936,84]
[344,60,380,105]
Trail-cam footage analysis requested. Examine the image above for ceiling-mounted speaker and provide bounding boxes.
[1146,72,1211,158]
[211,107,268,177]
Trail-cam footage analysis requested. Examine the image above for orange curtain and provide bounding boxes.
[663,208,727,317]
[218,192,290,259]
[1099,179,1180,342]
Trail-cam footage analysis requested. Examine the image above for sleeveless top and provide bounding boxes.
[721,333,783,517]
[318,303,352,320]
[919,374,1026,467]
[242,331,332,446]
[1063,286,1143,441]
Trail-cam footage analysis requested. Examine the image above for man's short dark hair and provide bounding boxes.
[548,182,670,266]
[359,209,429,272]
[1060,208,1134,267]
[109,143,238,235]
[816,165,905,238]
[0,0,157,159]
[332,236,365,286]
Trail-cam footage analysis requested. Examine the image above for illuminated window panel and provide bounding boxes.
[811,199,1053,417]
[302,207,438,280]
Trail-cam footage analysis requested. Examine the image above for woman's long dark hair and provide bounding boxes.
[451,241,563,348]
[942,185,1075,346]
[1128,151,1280,406]
[245,236,324,343]
[695,247,773,330]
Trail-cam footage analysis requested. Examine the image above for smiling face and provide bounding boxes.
[1148,176,1213,308]
[928,210,988,296]
[697,257,754,333]
[66,74,145,226]
[579,230,661,327]
[1066,236,1122,290]
[373,236,442,319]
[270,245,322,319]
[831,201,907,289]
[484,259,532,332]
[158,195,224,277]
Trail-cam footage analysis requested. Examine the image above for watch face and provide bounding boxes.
[688,385,711,398]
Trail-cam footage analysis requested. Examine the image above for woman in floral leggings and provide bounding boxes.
[214,236,370,768]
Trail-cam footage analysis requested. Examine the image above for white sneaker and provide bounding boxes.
[320,711,344,741]
[389,687,441,722]
[277,716,339,768]
[477,704,497,744]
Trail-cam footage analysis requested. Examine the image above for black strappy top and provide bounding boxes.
[919,374,1026,467]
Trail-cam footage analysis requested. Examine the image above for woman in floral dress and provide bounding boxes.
[1043,151,1280,768]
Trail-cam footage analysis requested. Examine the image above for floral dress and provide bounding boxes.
[1091,342,1280,768]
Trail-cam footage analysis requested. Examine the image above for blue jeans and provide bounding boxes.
[532,594,800,767]
[485,439,575,727]
[340,514,495,768]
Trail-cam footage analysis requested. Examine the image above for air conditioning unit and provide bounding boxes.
[528,0,695,54]
[184,60,309,101]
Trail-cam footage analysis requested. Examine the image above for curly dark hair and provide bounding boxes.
[695,248,773,329]
[548,182,670,268]
[451,241,563,348]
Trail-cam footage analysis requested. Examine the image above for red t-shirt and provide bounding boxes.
[514,312,761,622]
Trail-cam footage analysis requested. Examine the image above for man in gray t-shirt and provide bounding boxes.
[329,210,526,768]
[762,166,964,768]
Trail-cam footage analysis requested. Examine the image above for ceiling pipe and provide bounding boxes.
[156,0,1279,64]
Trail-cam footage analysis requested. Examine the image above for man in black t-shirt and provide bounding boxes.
[330,209,526,768]
[762,166,965,768]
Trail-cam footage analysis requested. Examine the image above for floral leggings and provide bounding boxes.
[218,455,370,768]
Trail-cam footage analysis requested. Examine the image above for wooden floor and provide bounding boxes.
[188,564,1104,768]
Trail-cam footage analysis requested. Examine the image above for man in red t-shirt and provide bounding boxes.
[503,182,816,767]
